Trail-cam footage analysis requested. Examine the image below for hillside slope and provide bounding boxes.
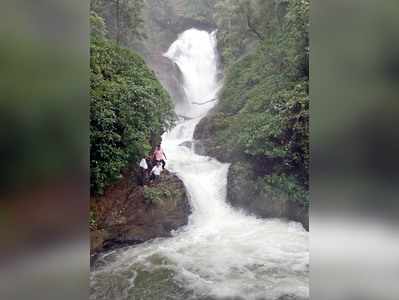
[194,0,309,229]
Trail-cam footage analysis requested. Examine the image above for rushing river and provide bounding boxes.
[90,29,309,300]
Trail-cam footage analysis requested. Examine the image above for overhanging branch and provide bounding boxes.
[191,98,217,105]
[246,14,264,40]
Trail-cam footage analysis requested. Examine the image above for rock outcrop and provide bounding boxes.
[194,113,238,162]
[228,162,309,230]
[90,170,190,257]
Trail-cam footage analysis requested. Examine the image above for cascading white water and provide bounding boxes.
[90,29,309,300]
[165,29,220,118]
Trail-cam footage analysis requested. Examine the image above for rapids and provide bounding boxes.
[90,29,309,300]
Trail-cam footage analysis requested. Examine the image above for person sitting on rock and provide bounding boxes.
[152,145,167,169]
[138,156,148,186]
[149,162,162,183]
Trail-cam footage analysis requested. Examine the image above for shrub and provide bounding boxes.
[143,186,172,206]
[90,16,175,195]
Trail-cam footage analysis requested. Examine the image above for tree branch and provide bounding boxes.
[191,98,217,105]
[246,13,264,40]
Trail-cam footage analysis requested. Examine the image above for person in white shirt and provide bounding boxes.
[138,157,148,186]
[139,157,148,169]
[150,162,162,182]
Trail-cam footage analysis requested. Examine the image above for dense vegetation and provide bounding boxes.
[90,13,175,194]
[196,0,309,206]
[91,0,146,47]
[89,0,309,208]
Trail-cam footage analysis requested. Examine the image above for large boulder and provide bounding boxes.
[90,170,190,256]
[227,161,309,230]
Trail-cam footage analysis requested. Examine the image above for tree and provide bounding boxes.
[90,14,175,194]
[91,0,145,46]
[214,0,286,66]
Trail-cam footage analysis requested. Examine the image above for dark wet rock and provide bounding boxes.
[90,170,190,256]
[179,140,207,156]
[227,161,308,230]
[193,140,207,156]
[179,141,193,149]
[194,114,243,162]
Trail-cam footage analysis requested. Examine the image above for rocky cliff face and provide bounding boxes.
[90,170,190,257]
[193,113,240,162]
[228,162,308,230]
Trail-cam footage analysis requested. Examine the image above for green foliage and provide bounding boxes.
[143,176,185,207]
[202,0,309,204]
[91,0,146,46]
[143,185,173,206]
[90,18,175,194]
[238,83,309,180]
[90,11,107,39]
[214,0,283,66]
[175,0,217,22]
[260,174,309,207]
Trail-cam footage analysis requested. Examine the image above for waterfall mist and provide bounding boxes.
[164,29,220,118]
[90,28,309,300]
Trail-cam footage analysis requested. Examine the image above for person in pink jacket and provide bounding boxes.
[152,145,167,169]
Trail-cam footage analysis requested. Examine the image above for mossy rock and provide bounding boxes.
[227,161,308,229]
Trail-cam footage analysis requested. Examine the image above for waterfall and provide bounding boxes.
[164,29,220,119]
[90,29,309,300]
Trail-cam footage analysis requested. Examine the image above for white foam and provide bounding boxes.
[90,28,309,300]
